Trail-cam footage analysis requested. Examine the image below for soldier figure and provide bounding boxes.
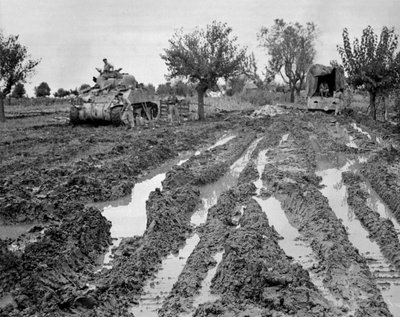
[103,58,114,73]
[167,93,180,124]
[319,82,329,98]
[118,89,135,129]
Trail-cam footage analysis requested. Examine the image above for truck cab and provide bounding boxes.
[305,64,345,113]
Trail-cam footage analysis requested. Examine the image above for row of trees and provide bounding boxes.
[8,82,93,99]
[1,20,399,122]
[161,20,400,120]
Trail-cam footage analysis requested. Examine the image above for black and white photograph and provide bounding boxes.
[1,0,400,316]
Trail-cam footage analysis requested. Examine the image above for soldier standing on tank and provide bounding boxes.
[102,58,114,79]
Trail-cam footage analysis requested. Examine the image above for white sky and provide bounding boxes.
[0,0,399,96]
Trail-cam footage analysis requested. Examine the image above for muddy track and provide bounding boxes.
[360,150,400,225]
[343,172,400,271]
[1,109,400,316]
[260,120,391,316]
[0,121,235,224]
[86,132,258,316]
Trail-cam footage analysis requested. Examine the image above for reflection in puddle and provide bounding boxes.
[191,138,260,226]
[254,149,270,193]
[317,156,400,316]
[362,183,400,233]
[103,173,165,237]
[130,234,200,317]
[97,172,165,268]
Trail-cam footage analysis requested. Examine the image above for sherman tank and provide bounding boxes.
[70,69,159,126]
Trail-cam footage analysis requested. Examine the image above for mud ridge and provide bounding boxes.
[0,122,234,224]
[361,149,400,226]
[259,118,392,316]
[82,132,257,316]
[195,197,339,316]
[0,206,111,316]
[343,171,400,271]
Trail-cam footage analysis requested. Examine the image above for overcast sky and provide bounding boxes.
[0,0,399,96]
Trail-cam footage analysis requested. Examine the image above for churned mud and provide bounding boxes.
[1,108,400,316]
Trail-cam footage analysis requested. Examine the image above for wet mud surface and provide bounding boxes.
[1,109,400,316]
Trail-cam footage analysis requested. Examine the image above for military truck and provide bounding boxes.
[70,69,159,126]
[305,64,345,112]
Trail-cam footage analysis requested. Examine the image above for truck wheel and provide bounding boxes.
[110,106,123,126]
[69,106,80,125]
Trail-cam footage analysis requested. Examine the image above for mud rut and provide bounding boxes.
[1,110,400,317]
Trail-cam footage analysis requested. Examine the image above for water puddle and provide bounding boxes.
[0,223,40,240]
[351,123,372,140]
[192,134,236,157]
[252,150,351,312]
[279,133,289,146]
[362,182,400,233]
[254,149,270,193]
[254,195,346,310]
[130,138,260,314]
[232,206,245,229]
[190,138,260,226]
[96,172,165,268]
[0,293,15,309]
[92,154,197,269]
[335,123,358,148]
[207,135,236,150]
[130,234,200,317]
[316,155,400,316]
[191,251,224,309]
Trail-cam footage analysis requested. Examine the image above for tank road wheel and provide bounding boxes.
[110,106,123,126]
[69,106,80,125]
[144,102,159,120]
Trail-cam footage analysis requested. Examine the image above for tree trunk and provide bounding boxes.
[381,95,387,121]
[290,86,295,103]
[0,96,5,122]
[196,82,208,121]
[197,89,205,120]
[369,91,377,120]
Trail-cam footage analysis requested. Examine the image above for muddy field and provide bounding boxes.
[1,104,400,317]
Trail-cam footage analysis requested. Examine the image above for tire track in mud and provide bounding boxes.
[87,132,257,316]
[156,136,340,316]
[0,120,243,316]
[361,150,400,227]
[0,122,232,224]
[153,115,353,316]
[0,205,112,316]
[258,116,392,316]
[343,172,400,271]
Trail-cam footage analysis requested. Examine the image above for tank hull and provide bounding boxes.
[70,87,160,126]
